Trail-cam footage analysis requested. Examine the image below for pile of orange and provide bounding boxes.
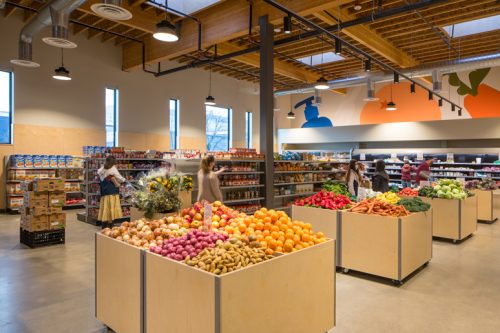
[222,207,326,254]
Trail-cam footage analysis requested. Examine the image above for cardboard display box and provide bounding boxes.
[22,178,65,192]
[48,213,66,230]
[24,191,48,207]
[96,233,336,333]
[421,196,477,242]
[49,192,66,207]
[340,210,432,283]
[22,206,49,216]
[21,215,49,232]
[48,206,63,215]
[473,190,497,223]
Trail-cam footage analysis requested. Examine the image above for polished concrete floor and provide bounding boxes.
[1,208,499,333]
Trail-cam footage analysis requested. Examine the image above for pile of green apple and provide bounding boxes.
[433,179,467,200]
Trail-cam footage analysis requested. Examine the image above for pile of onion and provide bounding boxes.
[150,230,228,261]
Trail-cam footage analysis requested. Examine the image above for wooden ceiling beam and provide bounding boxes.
[313,8,418,68]
[122,0,353,71]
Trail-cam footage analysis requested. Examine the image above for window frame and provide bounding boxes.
[245,111,252,149]
[169,99,180,150]
[0,70,13,145]
[105,87,119,147]
[205,105,232,152]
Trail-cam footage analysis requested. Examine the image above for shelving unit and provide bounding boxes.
[357,152,500,187]
[4,155,86,212]
[77,153,172,225]
[273,157,349,211]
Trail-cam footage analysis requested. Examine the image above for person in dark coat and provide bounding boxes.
[372,160,390,193]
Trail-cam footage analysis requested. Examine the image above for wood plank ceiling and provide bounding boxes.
[3,0,500,90]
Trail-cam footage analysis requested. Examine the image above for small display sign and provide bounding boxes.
[360,153,366,161]
[203,203,212,231]
[417,153,424,160]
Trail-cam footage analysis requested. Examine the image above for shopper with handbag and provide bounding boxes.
[197,155,227,203]
[98,155,125,229]
[346,159,362,197]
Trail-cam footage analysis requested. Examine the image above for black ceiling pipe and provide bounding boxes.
[263,0,462,113]
[154,0,446,77]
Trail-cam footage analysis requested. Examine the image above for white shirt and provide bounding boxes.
[97,166,125,182]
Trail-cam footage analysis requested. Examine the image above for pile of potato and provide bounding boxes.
[185,238,274,275]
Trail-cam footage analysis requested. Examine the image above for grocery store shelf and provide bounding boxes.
[220,184,264,190]
[274,170,341,174]
[274,160,347,164]
[9,167,83,170]
[224,197,264,204]
[6,194,23,197]
[92,157,168,161]
[6,180,22,183]
[65,191,83,194]
[88,168,158,171]
[364,172,402,176]
[64,203,86,207]
[87,203,132,208]
[222,171,264,174]
[274,181,325,186]
[63,179,84,182]
[275,192,314,199]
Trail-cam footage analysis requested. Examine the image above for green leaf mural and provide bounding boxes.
[447,67,491,96]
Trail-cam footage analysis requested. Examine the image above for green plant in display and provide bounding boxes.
[322,180,350,196]
[398,197,431,212]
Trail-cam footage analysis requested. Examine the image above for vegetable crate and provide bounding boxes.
[339,211,432,284]
[20,228,65,248]
[420,196,477,242]
[291,205,339,264]
[473,190,497,223]
[95,233,336,333]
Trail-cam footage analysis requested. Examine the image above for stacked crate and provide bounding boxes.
[20,179,67,247]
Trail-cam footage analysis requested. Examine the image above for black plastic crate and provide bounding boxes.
[20,228,65,248]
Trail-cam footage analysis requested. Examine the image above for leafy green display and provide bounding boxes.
[418,186,435,198]
[398,197,431,212]
[322,180,350,197]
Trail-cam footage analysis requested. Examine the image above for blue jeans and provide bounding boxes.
[401,180,412,188]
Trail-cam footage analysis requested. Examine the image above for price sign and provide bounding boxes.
[360,153,366,161]
[203,203,212,231]
[391,153,397,159]
[417,153,424,161]
[457,178,466,184]
[447,153,454,162]
[420,181,430,187]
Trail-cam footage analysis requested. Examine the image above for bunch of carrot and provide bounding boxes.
[350,199,410,217]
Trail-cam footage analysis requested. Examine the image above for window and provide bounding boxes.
[442,15,500,38]
[296,52,344,66]
[105,88,119,147]
[169,99,180,150]
[206,105,232,151]
[245,111,252,149]
[0,70,13,144]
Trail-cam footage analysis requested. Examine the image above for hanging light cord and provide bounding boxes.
[61,48,64,67]
[208,64,212,95]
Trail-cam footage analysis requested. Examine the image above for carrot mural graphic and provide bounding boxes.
[360,82,441,125]
[448,68,500,119]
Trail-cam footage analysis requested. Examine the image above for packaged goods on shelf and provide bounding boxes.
[225,189,261,201]
[170,149,202,159]
[7,197,23,209]
[6,183,22,195]
[215,162,259,172]
[22,178,65,192]
[210,148,264,160]
[220,174,260,186]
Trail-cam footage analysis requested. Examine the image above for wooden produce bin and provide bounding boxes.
[473,190,497,223]
[422,196,477,242]
[145,240,336,333]
[340,211,432,283]
[95,233,142,333]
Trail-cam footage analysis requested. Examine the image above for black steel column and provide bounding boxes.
[259,15,275,208]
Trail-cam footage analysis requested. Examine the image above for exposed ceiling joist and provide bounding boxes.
[122,0,353,71]
[313,7,419,68]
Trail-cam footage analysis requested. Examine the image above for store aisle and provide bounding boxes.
[0,211,106,333]
[1,209,499,333]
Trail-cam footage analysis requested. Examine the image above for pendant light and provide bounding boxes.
[393,72,399,84]
[410,82,416,94]
[451,104,456,112]
[386,84,397,111]
[153,1,179,42]
[205,64,216,106]
[283,14,292,34]
[458,108,462,116]
[438,98,443,107]
[335,39,342,55]
[52,48,71,81]
[315,38,329,90]
[287,95,295,119]
[364,58,371,72]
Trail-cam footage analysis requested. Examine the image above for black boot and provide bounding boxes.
[101,221,110,229]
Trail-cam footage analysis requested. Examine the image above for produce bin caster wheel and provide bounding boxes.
[392,280,403,286]
[342,268,350,274]
[452,239,458,244]
[423,261,429,267]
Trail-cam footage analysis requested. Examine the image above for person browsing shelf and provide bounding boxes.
[372,160,390,193]
[346,159,362,196]
[197,155,227,203]
[416,156,434,185]
[401,159,416,188]
[98,156,125,229]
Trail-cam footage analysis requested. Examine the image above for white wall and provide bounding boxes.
[0,15,261,150]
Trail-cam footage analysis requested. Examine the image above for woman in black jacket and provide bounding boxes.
[372,160,390,193]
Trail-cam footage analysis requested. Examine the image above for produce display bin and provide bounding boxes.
[339,211,432,284]
[95,233,142,333]
[145,239,336,333]
[473,190,497,223]
[421,196,477,242]
[291,205,339,264]
[20,227,65,248]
